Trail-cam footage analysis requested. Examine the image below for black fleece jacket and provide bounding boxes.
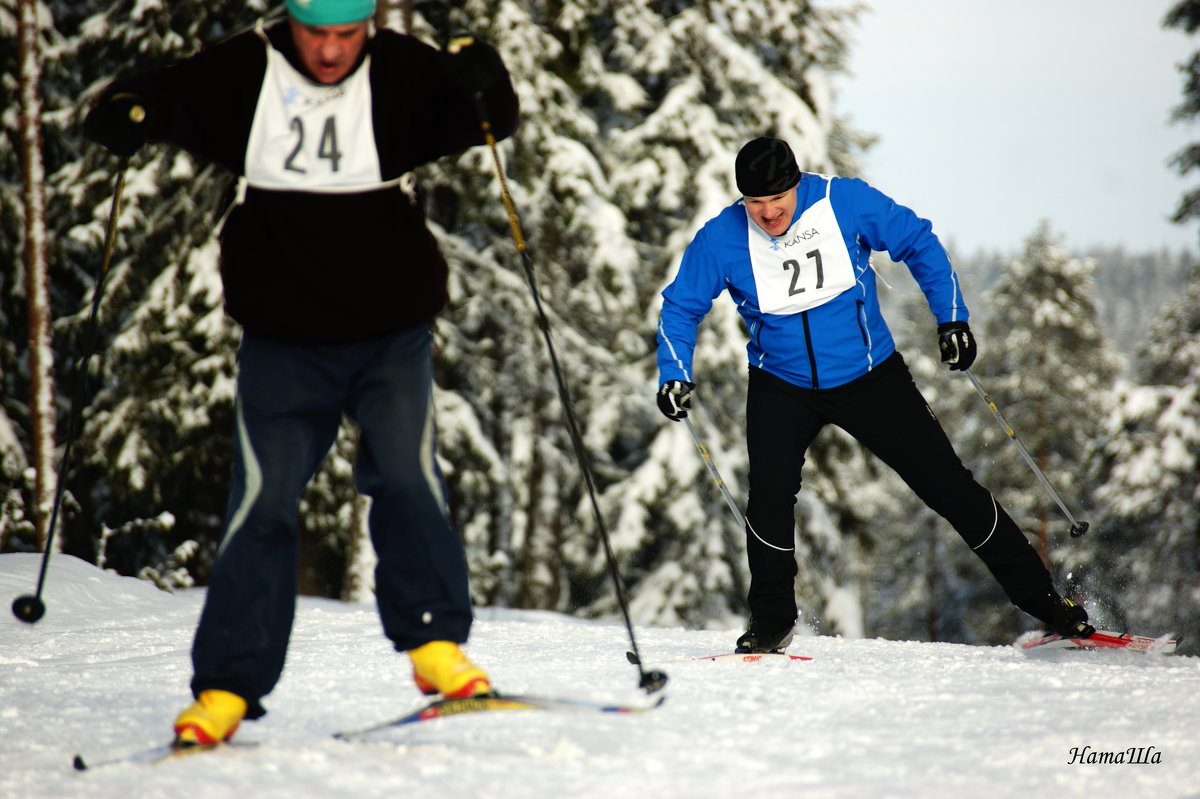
[89,20,519,344]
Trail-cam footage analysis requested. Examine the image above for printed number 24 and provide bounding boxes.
[783,250,824,296]
[284,116,343,173]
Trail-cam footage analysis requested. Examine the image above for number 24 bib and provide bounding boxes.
[745,177,856,315]
[244,43,383,191]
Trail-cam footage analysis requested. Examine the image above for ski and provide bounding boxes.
[1018,629,1179,654]
[72,740,258,771]
[332,692,667,741]
[687,652,813,663]
[73,693,665,767]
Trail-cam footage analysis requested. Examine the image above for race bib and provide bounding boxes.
[746,177,856,315]
[244,46,383,190]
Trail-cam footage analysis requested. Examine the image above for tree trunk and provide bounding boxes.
[18,0,58,553]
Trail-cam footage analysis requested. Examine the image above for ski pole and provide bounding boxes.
[12,155,131,624]
[683,416,750,534]
[417,1,666,694]
[683,412,820,565]
[682,412,824,623]
[963,370,1089,538]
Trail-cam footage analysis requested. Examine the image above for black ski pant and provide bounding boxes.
[743,352,1057,631]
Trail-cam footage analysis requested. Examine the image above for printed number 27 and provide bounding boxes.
[783,250,825,296]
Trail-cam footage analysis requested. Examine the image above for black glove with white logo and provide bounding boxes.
[937,321,977,371]
[656,380,696,422]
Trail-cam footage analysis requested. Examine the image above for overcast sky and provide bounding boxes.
[828,0,1197,256]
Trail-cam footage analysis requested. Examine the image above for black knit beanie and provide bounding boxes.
[735,137,800,196]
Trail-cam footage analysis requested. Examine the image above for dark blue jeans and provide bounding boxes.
[191,324,472,717]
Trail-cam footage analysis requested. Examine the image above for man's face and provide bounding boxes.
[289,18,370,84]
[743,185,798,237]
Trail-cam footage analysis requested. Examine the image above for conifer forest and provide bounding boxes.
[3,0,1198,647]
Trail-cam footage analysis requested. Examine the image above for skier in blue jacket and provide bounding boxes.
[656,137,1093,653]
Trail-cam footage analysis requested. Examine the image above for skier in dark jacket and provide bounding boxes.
[656,137,1093,653]
[84,0,519,745]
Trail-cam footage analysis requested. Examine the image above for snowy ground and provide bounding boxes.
[2,553,1198,799]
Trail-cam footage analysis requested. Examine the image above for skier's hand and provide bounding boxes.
[937,321,976,371]
[443,35,505,95]
[84,92,153,158]
[657,380,696,421]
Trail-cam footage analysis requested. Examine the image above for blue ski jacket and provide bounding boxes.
[657,172,966,390]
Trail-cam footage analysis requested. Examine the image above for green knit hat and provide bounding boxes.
[286,0,376,25]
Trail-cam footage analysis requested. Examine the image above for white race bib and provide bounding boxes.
[244,45,383,191]
[746,177,856,314]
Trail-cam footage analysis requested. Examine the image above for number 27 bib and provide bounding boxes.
[745,177,856,315]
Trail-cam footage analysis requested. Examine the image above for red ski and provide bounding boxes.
[1019,629,1179,654]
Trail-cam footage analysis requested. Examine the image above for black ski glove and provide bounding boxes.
[657,380,696,422]
[937,321,977,371]
[84,92,153,158]
[443,35,505,95]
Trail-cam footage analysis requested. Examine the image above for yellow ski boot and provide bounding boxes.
[409,641,492,698]
[173,689,247,746]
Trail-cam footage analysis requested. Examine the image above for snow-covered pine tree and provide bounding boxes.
[866,250,1005,643]
[0,0,147,555]
[1087,262,1200,638]
[589,0,875,632]
[48,1,266,583]
[0,0,37,552]
[1085,245,1198,364]
[416,0,871,629]
[1166,0,1200,226]
[971,222,1120,633]
[5,0,888,636]
[0,1,361,588]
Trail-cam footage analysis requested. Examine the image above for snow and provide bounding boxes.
[2,554,1198,798]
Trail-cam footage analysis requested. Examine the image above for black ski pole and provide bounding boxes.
[963,369,1089,538]
[12,155,131,624]
[683,412,823,584]
[683,416,754,537]
[417,1,666,694]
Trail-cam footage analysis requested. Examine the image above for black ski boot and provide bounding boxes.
[734,618,795,654]
[1050,596,1095,638]
[1021,590,1095,638]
